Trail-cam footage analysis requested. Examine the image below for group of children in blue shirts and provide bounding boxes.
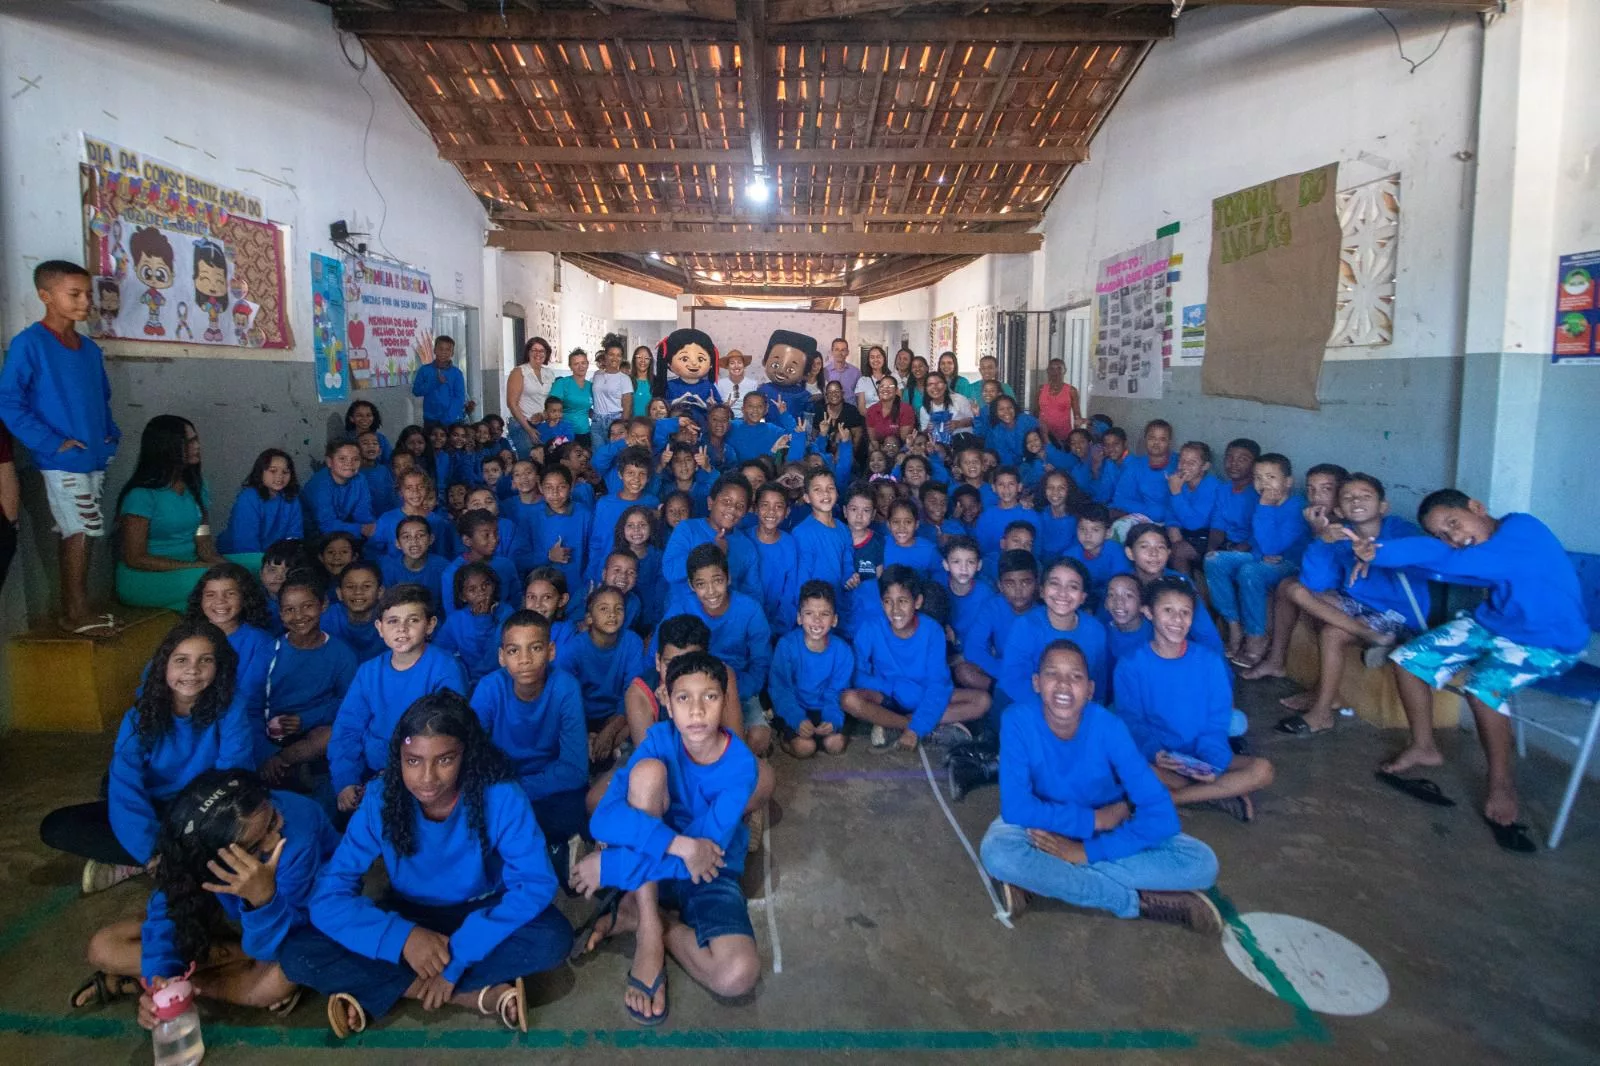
[9,266,1588,1035]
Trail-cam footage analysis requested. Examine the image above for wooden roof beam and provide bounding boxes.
[446,145,1087,164]
[488,230,1043,254]
[489,208,1045,224]
[738,0,772,176]
[336,10,1176,43]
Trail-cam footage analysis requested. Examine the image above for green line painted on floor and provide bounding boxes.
[0,883,1326,1053]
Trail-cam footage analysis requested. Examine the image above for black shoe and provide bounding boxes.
[946,748,999,801]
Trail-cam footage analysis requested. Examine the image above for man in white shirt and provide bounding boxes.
[716,350,752,420]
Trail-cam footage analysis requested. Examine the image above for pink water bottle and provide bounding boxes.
[151,978,205,1066]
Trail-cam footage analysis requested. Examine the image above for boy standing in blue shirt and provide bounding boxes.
[979,641,1220,930]
[410,335,472,425]
[572,652,761,1024]
[1355,489,1588,851]
[769,581,854,758]
[0,261,121,632]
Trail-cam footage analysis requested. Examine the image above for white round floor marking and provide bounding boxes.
[1222,912,1390,1016]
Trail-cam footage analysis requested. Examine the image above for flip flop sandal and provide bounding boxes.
[624,968,668,1027]
[1482,816,1537,854]
[568,887,623,962]
[267,987,302,1017]
[1374,770,1457,807]
[478,977,527,1032]
[326,992,368,1039]
[69,971,140,1010]
[61,618,117,636]
[1275,714,1335,737]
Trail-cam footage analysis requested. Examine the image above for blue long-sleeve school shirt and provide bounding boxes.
[586,491,659,584]
[999,699,1181,863]
[727,420,787,464]
[973,503,1041,556]
[662,519,763,609]
[1036,509,1079,565]
[1088,456,1124,504]
[0,323,119,472]
[142,790,338,980]
[471,669,588,802]
[1043,444,1088,487]
[751,532,802,637]
[554,629,648,721]
[439,552,522,616]
[962,597,1032,679]
[630,547,667,634]
[593,722,759,885]
[852,611,952,737]
[218,490,303,553]
[939,579,998,655]
[257,634,360,765]
[367,508,457,561]
[1250,495,1310,562]
[321,604,385,662]
[999,608,1110,704]
[379,553,450,612]
[768,629,852,731]
[230,623,275,719]
[411,363,468,425]
[524,502,592,594]
[653,471,714,517]
[1373,512,1588,653]
[1065,543,1133,601]
[108,698,256,863]
[884,536,943,580]
[363,465,398,516]
[311,781,556,985]
[1099,618,1153,704]
[300,468,374,538]
[669,591,773,696]
[328,646,468,793]
[985,417,1037,467]
[1214,481,1259,543]
[1111,455,1178,522]
[791,514,854,593]
[1113,642,1234,771]
[434,603,515,688]
[1298,516,1432,624]
[1168,478,1223,532]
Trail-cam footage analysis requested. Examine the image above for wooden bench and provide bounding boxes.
[1284,617,1460,729]
[8,608,177,733]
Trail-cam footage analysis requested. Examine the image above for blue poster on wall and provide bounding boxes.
[310,253,349,402]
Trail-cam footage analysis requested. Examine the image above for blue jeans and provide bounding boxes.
[980,819,1217,919]
[1204,552,1298,636]
[279,902,572,1019]
[591,412,619,450]
[509,421,534,459]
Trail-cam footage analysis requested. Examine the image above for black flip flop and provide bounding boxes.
[1275,714,1334,737]
[1482,816,1537,854]
[1374,770,1457,807]
[569,887,623,961]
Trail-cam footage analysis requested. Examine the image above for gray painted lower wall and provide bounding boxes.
[1531,364,1600,555]
[1089,358,1464,524]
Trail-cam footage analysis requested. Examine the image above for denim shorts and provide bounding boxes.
[741,693,770,732]
[1390,614,1581,712]
[660,869,754,948]
[1329,592,1411,639]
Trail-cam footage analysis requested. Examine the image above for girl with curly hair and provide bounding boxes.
[39,619,255,894]
[183,561,275,717]
[285,691,573,1037]
[70,770,338,1020]
[218,448,303,554]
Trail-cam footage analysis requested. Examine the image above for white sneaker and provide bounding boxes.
[81,860,140,895]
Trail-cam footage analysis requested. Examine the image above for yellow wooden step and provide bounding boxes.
[1286,619,1460,729]
[8,609,178,733]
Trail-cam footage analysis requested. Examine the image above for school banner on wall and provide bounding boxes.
[1553,250,1600,364]
[310,254,350,403]
[342,256,433,390]
[1092,236,1173,399]
[1202,163,1340,410]
[79,136,290,350]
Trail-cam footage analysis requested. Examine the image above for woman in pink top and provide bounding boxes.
[1037,357,1083,441]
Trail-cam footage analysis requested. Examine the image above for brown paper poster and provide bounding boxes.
[1202,164,1340,410]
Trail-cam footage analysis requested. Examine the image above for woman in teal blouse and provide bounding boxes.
[629,345,654,416]
[548,349,594,434]
[115,416,260,611]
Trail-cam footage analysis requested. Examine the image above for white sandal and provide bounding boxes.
[477,977,526,1032]
[326,992,367,1039]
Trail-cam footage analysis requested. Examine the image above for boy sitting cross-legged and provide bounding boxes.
[979,640,1221,931]
[769,581,854,758]
[571,652,761,1025]
[1114,578,1275,822]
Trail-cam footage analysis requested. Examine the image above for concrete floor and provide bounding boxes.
[2,679,1598,1065]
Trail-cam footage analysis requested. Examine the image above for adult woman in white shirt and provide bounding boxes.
[506,335,554,457]
[917,370,975,445]
[589,341,635,444]
[855,345,890,407]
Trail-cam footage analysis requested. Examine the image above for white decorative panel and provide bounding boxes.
[577,312,607,357]
[534,299,560,355]
[1329,174,1399,348]
[974,304,999,360]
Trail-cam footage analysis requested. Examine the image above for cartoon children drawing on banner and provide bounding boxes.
[93,278,120,339]
[233,301,253,345]
[130,226,174,337]
[192,239,229,342]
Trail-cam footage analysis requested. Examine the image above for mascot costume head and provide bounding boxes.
[654,327,720,430]
[756,328,819,422]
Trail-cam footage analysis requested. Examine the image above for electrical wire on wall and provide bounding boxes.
[337,29,397,262]
[1375,10,1456,75]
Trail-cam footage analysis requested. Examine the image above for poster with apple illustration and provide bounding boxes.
[1553,250,1600,365]
[342,255,434,389]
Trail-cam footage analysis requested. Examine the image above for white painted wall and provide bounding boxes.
[1040,6,1478,366]
[0,0,489,367]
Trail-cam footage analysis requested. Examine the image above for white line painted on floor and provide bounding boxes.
[919,745,1014,929]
